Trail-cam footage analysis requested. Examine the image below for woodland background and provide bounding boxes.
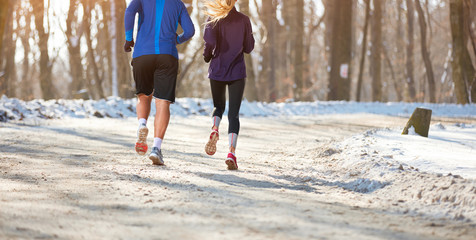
[0,0,475,104]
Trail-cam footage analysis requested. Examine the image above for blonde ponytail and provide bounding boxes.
[204,0,236,25]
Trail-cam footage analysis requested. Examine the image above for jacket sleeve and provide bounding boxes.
[124,0,142,41]
[203,22,217,62]
[243,17,255,54]
[177,5,195,44]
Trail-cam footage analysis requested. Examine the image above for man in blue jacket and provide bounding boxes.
[124,0,195,165]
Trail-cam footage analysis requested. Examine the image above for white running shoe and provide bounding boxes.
[135,123,148,155]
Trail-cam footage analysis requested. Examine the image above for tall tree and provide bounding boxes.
[395,0,405,102]
[328,0,353,100]
[356,0,371,102]
[405,0,416,101]
[19,2,33,99]
[450,0,474,104]
[0,0,8,56]
[2,0,16,97]
[293,0,305,101]
[32,0,54,99]
[261,0,277,102]
[415,0,436,102]
[31,1,55,99]
[239,0,258,101]
[66,0,86,98]
[117,0,134,98]
[83,0,105,99]
[371,0,383,102]
[464,0,476,102]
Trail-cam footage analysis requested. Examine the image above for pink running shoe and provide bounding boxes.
[225,153,238,170]
[205,129,219,155]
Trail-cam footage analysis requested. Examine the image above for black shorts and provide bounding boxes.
[132,54,179,103]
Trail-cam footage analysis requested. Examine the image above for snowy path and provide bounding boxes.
[1,115,475,239]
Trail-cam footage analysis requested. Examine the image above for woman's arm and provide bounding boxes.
[203,22,217,63]
[243,17,255,54]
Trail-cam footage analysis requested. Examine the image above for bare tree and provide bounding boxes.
[328,0,353,100]
[406,0,416,101]
[0,0,8,57]
[370,0,383,102]
[117,0,134,98]
[83,0,105,99]
[261,0,278,102]
[66,0,86,98]
[415,0,436,102]
[32,0,54,100]
[292,0,305,101]
[450,0,474,104]
[239,0,258,101]
[356,0,370,102]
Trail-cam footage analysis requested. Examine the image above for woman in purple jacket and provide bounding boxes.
[203,0,255,170]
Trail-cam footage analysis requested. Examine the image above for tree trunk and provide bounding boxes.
[261,0,277,102]
[293,0,304,101]
[383,46,402,102]
[450,0,473,104]
[83,0,105,99]
[463,0,476,102]
[402,107,432,137]
[415,0,436,103]
[0,0,8,57]
[328,0,352,101]
[239,0,258,102]
[66,0,86,99]
[371,0,383,102]
[356,0,370,102]
[107,1,121,97]
[32,0,54,100]
[396,0,405,102]
[2,0,16,97]
[406,0,416,101]
[117,0,134,98]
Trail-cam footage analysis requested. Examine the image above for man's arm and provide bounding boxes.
[124,0,141,52]
[176,5,195,44]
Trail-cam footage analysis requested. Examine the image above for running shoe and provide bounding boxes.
[205,129,219,155]
[225,152,238,170]
[135,123,148,155]
[149,147,164,165]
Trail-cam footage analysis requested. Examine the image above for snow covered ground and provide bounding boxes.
[1,96,476,238]
[1,95,475,181]
[1,95,476,121]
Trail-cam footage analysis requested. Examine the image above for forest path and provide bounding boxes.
[1,115,475,239]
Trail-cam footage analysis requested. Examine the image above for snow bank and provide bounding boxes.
[309,123,476,220]
[1,95,476,122]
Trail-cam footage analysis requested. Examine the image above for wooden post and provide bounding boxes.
[402,108,432,137]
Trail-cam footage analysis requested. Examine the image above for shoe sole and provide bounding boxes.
[135,127,149,155]
[225,159,238,170]
[149,154,164,166]
[205,132,218,155]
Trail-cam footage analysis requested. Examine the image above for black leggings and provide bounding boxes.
[210,78,245,134]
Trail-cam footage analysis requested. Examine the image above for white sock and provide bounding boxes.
[154,138,163,149]
[139,118,147,125]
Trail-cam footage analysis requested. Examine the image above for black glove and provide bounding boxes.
[124,40,135,52]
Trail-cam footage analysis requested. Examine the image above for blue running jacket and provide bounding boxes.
[124,0,195,59]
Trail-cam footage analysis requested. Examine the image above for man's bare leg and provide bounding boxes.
[149,99,170,165]
[137,94,153,120]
